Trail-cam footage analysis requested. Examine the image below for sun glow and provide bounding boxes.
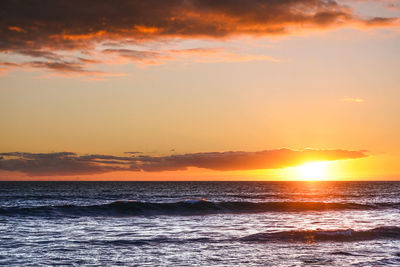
[269,160,343,181]
[297,161,329,181]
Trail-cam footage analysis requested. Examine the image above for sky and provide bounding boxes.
[0,0,399,181]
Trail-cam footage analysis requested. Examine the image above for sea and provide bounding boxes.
[1,181,400,266]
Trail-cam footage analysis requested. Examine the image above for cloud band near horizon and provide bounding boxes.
[0,149,367,176]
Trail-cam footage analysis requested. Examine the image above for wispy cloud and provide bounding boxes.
[101,47,279,66]
[345,0,400,11]
[0,60,126,78]
[0,149,367,176]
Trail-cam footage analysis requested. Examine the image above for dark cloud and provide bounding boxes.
[15,49,62,60]
[136,149,367,172]
[0,62,18,67]
[124,152,143,155]
[0,60,108,76]
[103,49,160,59]
[0,149,367,176]
[0,61,18,74]
[77,57,101,64]
[102,49,166,63]
[365,17,398,25]
[0,0,397,73]
[0,152,125,176]
[27,61,88,73]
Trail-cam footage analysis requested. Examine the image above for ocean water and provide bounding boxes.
[1,181,400,266]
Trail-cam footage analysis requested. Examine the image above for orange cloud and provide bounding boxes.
[0,0,398,73]
[8,26,24,32]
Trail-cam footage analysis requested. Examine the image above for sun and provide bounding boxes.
[297,161,329,181]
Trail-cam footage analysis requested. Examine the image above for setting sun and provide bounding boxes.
[297,161,329,180]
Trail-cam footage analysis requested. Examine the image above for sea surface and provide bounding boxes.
[1,181,400,266]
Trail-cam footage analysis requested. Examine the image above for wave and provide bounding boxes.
[0,199,397,217]
[74,237,214,246]
[31,226,400,246]
[241,226,400,243]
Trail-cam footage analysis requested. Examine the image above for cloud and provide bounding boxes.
[0,0,398,74]
[27,61,93,73]
[0,62,18,75]
[102,48,170,65]
[14,49,62,60]
[345,0,400,11]
[124,152,143,155]
[0,149,367,176]
[0,152,127,176]
[0,60,126,78]
[102,47,278,65]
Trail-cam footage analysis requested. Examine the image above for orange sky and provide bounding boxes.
[0,0,399,180]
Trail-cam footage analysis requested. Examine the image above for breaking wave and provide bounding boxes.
[0,200,397,217]
[241,226,400,243]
